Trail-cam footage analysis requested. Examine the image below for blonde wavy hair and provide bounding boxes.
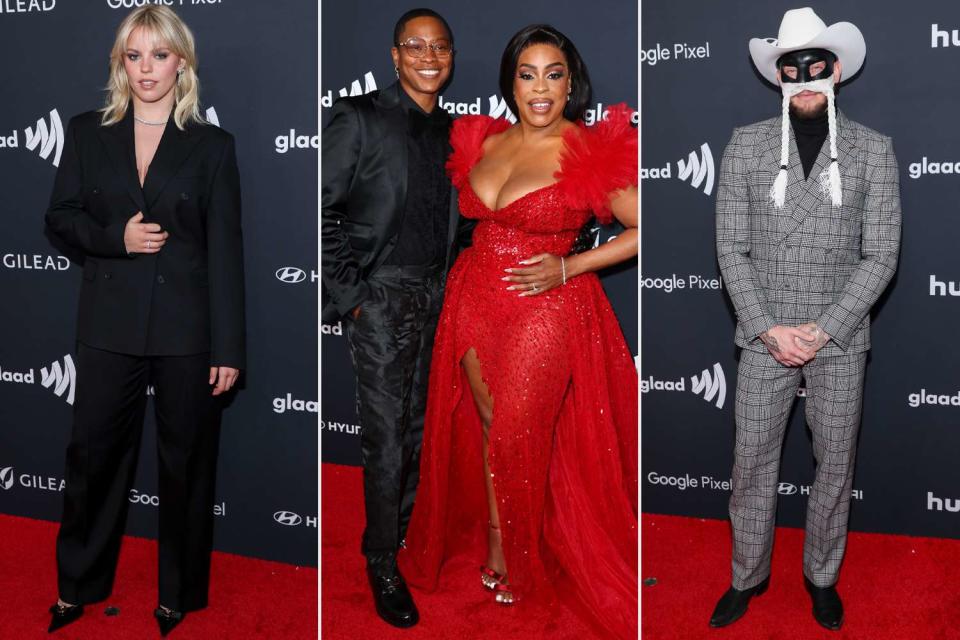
[100,6,204,130]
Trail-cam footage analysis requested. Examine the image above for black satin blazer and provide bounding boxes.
[45,109,246,368]
[320,82,471,322]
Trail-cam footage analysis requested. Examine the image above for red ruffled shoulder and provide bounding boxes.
[555,104,637,224]
[446,115,512,189]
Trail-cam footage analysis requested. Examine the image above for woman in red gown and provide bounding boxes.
[400,24,638,638]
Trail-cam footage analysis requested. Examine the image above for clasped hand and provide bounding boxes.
[124,211,168,254]
[503,253,564,296]
[760,323,830,367]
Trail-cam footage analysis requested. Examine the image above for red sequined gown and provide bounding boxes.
[400,107,638,638]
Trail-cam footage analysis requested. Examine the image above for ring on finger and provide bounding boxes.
[531,282,539,292]
[146,240,152,249]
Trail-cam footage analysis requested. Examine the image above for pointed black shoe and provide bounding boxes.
[154,607,185,637]
[48,602,84,633]
[708,577,769,628]
[804,576,843,631]
[366,554,419,628]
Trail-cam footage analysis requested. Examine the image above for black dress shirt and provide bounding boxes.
[383,88,451,266]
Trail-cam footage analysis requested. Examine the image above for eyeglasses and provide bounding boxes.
[396,37,454,58]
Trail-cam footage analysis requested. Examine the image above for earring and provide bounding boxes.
[177,68,184,83]
[395,66,399,78]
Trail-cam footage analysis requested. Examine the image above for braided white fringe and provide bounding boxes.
[770,93,791,208]
[818,89,842,207]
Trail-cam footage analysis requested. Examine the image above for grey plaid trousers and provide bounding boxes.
[729,348,866,590]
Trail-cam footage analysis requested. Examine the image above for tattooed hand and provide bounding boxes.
[795,322,831,354]
[760,325,816,367]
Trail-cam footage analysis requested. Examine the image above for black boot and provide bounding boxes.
[154,607,185,637]
[804,576,843,631]
[708,576,769,627]
[366,553,419,628]
[48,602,84,633]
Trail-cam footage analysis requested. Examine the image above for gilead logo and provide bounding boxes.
[0,467,13,490]
[0,0,55,14]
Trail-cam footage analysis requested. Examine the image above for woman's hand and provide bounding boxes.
[209,366,240,396]
[503,253,565,296]
[124,211,168,254]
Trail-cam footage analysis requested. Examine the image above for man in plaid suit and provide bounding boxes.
[710,9,901,631]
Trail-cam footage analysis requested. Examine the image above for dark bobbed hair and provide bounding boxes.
[499,24,592,122]
[393,8,454,46]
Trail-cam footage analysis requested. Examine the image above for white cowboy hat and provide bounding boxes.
[749,7,866,85]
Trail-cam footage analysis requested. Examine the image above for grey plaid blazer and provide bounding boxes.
[716,111,901,356]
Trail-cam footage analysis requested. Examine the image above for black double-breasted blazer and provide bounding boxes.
[320,82,472,322]
[46,109,246,368]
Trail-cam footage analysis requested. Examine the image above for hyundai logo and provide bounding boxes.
[273,510,303,526]
[0,467,14,491]
[275,267,306,284]
[777,482,798,496]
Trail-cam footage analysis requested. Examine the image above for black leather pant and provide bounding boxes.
[346,264,444,559]
[56,343,222,611]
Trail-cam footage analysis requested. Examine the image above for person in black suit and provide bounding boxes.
[321,7,462,629]
[45,7,244,637]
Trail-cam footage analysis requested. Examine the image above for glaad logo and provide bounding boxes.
[0,467,14,491]
[908,158,960,179]
[273,393,318,414]
[927,491,959,513]
[692,363,726,409]
[275,129,318,154]
[0,0,55,14]
[276,267,306,283]
[320,322,342,336]
[931,24,960,48]
[487,95,517,123]
[929,275,960,296]
[678,143,714,195]
[1,109,63,167]
[40,355,76,406]
[907,389,960,408]
[320,71,377,107]
[583,104,640,127]
[25,109,63,167]
[640,362,727,409]
[641,143,714,196]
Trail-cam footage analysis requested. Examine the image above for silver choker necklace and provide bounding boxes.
[134,115,168,127]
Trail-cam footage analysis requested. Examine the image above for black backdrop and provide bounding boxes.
[642,0,960,540]
[0,1,318,566]
[320,0,639,467]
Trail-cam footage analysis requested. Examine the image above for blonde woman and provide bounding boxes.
[46,6,244,635]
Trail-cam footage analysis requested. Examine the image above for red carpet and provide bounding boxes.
[321,463,606,639]
[642,513,960,639]
[0,513,317,639]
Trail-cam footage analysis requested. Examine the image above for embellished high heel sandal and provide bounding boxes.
[481,523,513,604]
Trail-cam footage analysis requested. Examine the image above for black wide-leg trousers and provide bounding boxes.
[345,265,444,559]
[56,343,222,611]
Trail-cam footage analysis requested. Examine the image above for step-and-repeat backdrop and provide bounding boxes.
[642,1,959,540]
[321,0,638,466]
[0,1,317,566]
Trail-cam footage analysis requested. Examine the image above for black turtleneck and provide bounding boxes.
[790,111,828,180]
